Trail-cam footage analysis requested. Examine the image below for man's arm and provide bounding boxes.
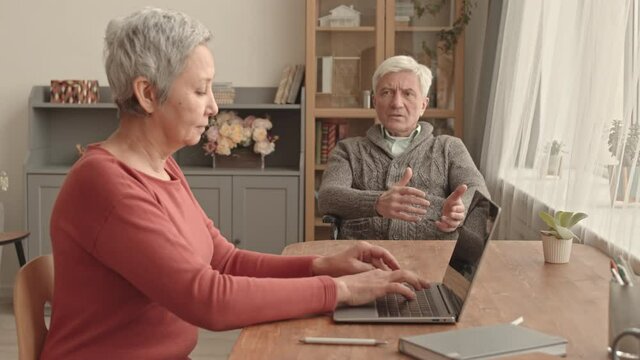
[317,143,382,220]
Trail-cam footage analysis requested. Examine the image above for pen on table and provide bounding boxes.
[615,256,635,286]
[299,337,388,346]
[611,266,625,286]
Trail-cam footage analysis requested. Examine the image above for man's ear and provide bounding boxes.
[132,76,156,115]
[420,96,429,115]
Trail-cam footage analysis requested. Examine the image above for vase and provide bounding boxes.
[214,147,263,169]
[541,233,573,264]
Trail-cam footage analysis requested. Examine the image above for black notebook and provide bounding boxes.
[398,324,567,360]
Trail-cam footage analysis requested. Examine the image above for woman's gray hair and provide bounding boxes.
[372,55,432,97]
[104,7,212,116]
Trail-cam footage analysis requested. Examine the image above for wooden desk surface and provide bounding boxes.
[229,240,611,359]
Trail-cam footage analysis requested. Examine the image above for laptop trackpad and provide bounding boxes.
[333,302,377,322]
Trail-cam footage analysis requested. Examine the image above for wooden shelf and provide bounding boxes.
[424,109,456,118]
[316,26,375,32]
[315,108,375,118]
[395,26,450,32]
[315,164,327,171]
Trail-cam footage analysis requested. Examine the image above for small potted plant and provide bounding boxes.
[538,210,588,263]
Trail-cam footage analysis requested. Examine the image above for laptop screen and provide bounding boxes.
[442,190,501,314]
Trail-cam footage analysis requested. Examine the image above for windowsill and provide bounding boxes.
[499,168,640,259]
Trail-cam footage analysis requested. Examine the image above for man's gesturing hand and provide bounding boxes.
[436,184,467,232]
[375,167,430,222]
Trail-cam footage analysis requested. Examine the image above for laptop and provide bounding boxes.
[333,190,501,324]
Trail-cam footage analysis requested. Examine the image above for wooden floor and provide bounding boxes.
[0,299,239,359]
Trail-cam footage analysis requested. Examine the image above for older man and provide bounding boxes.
[317,55,489,240]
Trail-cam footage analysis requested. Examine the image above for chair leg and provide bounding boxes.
[14,240,26,267]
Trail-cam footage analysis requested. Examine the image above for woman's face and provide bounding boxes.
[155,45,218,149]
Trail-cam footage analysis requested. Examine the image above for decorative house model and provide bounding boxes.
[319,5,361,27]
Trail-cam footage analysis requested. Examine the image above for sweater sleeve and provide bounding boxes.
[445,137,490,209]
[203,219,321,278]
[91,192,337,331]
[317,141,382,219]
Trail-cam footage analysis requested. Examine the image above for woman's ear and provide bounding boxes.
[132,76,156,115]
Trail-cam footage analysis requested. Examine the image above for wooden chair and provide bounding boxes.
[13,255,54,360]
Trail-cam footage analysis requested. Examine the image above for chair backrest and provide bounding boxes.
[13,255,54,360]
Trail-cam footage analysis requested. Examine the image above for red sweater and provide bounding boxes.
[41,145,337,359]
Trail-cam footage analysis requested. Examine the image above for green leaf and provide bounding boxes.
[555,225,575,240]
[539,211,556,230]
[566,212,588,228]
[558,211,572,226]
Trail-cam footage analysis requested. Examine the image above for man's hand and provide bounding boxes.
[436,184,467,232]
[311,241,401,277]
[375,167,430,222]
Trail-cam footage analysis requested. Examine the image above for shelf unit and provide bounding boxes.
[25,85,304,258]
[304,0,465,241]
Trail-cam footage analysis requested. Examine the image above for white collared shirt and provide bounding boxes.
[381,125,421,157]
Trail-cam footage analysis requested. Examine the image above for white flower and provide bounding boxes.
[253,127,268,142]
[254,140,275,155]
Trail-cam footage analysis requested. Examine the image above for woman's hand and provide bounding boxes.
[311,241,401,277]
[333,268,429,306]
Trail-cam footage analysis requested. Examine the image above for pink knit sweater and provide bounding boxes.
[41,145,337,359]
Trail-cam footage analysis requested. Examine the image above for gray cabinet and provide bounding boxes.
[233,176,299,254]
[186,175,298,254]
[25,86,305,259]
[186,175,233,240]
[26,174,65,259]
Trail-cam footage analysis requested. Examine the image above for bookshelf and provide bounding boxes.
[304,0,465,241]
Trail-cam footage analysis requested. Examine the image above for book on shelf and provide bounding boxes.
[398,324,567,360]
[274,64,292,104]
[286,64,305,104]
[320,122,329,164]
[315,121,322,165]
[316,119,349,164]
[280,65,296,104]
[316,56,333,94]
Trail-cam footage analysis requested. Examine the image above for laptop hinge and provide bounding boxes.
[439,284,461,317]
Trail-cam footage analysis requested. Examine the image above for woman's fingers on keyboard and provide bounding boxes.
[387,282,416,300]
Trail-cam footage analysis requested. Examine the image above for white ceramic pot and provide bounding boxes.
[541,233,573,264]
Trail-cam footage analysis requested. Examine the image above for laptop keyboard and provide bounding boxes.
[376,288,437,317]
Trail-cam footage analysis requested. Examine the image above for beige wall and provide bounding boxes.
[0,0,304,296]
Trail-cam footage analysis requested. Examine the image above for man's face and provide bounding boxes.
[373,71,428,137]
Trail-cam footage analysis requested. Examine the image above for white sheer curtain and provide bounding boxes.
[480,0,640,260]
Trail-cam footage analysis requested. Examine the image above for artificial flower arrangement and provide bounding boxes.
[203,110,278,159]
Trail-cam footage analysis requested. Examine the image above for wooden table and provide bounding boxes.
[229,240,611,359]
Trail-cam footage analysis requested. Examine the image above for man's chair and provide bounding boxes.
[322,214,341,240]
[13,255,54,360]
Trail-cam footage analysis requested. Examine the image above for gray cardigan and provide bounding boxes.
[317,122,489,240]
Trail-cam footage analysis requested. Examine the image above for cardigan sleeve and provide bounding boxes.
[317,141,382,219]
[444,136,490,209]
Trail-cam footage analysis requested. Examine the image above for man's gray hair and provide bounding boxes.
[372,55,432,97]
[104,7,212,116]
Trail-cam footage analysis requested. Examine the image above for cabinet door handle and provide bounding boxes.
[233,239,241,247]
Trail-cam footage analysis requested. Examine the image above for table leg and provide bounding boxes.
[14,240,26,267]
